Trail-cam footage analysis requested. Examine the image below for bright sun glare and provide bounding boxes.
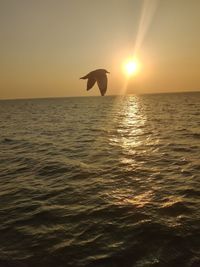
[124,60,139,76]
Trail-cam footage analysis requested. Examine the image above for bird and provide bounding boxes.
[80,69,110,96]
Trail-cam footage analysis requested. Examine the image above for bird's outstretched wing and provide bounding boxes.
[87,77,96,90]
[97,75,107,96]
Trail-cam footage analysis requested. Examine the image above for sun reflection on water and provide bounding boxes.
[114,96,147,155]
[109,188,154,208]
[106,96,154,209]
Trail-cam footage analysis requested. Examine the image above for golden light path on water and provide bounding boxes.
[108,96,152,208]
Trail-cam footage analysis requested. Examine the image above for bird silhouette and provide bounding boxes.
[80,69,109,96]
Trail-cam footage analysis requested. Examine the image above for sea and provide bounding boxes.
[0,92,199,267]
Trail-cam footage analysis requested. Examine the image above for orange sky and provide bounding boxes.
[0,0,200,99]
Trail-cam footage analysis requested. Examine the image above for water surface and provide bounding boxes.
[0,93,200,267]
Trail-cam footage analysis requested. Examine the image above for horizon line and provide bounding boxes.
[0,90,199,101]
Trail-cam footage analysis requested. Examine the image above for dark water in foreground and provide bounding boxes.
[0,93,200,267]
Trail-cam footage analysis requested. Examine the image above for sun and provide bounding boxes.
[124,59,139,76]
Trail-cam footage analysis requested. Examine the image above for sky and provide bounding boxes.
[0,0,200,99]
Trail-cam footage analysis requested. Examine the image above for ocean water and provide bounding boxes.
[0,92,199,267]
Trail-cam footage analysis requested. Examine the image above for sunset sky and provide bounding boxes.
[1,0,200,99]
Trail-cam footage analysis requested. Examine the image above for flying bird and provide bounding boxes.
[80,69,110,96]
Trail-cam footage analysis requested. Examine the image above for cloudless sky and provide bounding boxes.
[0,0,200,99]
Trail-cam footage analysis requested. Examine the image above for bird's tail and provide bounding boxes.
[80,75,88,79]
